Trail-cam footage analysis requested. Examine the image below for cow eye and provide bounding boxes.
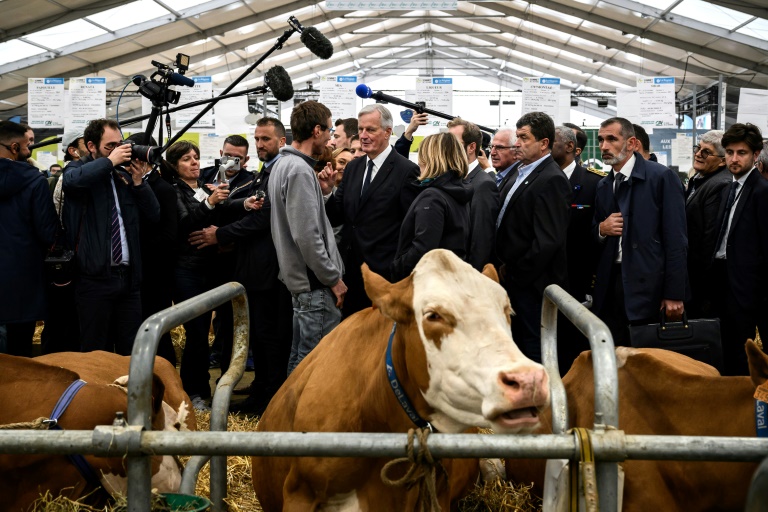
[425,311,442,321]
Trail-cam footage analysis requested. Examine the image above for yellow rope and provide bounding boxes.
[380,428,446,512]
[0,417,51,430]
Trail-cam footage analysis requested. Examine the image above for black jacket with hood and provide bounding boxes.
[391,170,473,280]
[0,159,58,322]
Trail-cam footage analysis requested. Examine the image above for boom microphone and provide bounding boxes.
[168,72,195,88]
[289,16,333,60]
[265,65,294,102]
[354,83,496,134]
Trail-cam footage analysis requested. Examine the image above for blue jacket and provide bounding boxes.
[592,153,688,321]
[0,159,58,322]
[62,156,160,286]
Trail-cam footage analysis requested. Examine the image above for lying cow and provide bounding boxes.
[505,342,768,512]
[253,249,550,511]
[0,352,191,511]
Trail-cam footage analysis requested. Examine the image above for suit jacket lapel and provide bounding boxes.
[504,158,546,211]
[358,151,394,209]
[346,157,366,214]
[729,170,757,237]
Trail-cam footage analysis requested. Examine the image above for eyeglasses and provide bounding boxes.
[489,145,513,152]
[693,145,723,159]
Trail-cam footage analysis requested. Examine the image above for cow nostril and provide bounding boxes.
[500,373,520,389]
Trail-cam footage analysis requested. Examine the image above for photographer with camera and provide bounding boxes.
[62,118,160,355]
[0,121,58,356]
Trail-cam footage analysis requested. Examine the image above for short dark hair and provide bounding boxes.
[165,140,200,178]
[632,124,650,152]
[84,119,120,148]
[721,123,764,153]
[257,117,286,138]
[0,120,29,145]
[291,101,332,143]
[224,134,248,152]
[600,117,635,139]
[49,164,62,171]
[563,122,588,151]
[335,117,358,138]
[516,112,555,149]
[350,133,360,143]
[447,118,483,157]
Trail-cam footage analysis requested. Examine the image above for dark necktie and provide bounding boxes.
[715,181,739,255]
[614,172,625,195]
[111,194,123,265]
[361,159,374,197]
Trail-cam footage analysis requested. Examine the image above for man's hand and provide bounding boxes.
[331,278,348,308]
[477,148,491,170]
[662,299,684,320]
[599,212,623,237]
[316,164,338,195]
[127,160,148,186]
[404,112,429,140]
[109,144,132,168]
[244,196,265,211]
[189,225,219,249]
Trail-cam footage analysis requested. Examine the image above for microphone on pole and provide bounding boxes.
[168,72,195,88]
[288,16,334,60]
[355,84,497,134]
[265,65,294,102]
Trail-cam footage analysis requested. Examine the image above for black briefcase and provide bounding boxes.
[629,311,723,373]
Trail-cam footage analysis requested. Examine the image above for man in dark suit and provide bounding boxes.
[551,124,604,373]
[495,112,572,363]
[490,128,519,192]
[201,135,254,193]
[593,117,688,347]
[685,130,730,318]
[711,123,768,375]
[319,104,420,317]
[447,118,499,270]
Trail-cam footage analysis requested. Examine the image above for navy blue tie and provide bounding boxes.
[361,159,374,196]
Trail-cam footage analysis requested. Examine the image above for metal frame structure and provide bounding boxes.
[1,283,767,511]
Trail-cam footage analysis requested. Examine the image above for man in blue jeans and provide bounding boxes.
[269,101,347,374]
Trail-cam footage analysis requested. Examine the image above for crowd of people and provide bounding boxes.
[1,102,767,415]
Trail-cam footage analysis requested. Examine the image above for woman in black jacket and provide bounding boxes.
[168,141,229,410]
[391,132,473,281]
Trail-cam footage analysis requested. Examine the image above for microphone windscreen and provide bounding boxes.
[300,26,333,60]
[265,65,294,102]
[355,84,373,99]
[132,75,146,87]
[169,72,195,88]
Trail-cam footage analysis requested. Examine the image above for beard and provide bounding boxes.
[603,143,629,166]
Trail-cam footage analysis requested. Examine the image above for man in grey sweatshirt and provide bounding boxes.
[269,101,347,374]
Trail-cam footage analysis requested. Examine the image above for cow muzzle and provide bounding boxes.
[488,367,550,432]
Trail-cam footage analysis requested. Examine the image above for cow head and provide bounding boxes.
[364,249,550,434]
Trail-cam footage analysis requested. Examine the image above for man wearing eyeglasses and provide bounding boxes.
[0,121,58,357]
[62,118,160,355]
[685,130,731,319]
[489,129,520,192]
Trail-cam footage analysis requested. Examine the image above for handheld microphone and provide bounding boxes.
[354,84,496,134]
[289,16,334,60]
[168,72,195,88]
[265,65,294,102]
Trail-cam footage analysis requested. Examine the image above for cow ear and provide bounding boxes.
[746,339,768,387]
[481,263,499,283]
[362,263,414,324]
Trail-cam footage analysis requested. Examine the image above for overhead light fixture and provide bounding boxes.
[571,99,579,107]
[597,99,609,108]
[502,100,515,105]
[489,99,500,106]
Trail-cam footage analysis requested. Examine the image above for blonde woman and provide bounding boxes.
[390,132,473,280]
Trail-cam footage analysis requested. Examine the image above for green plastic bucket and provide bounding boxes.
[160,493,211,511]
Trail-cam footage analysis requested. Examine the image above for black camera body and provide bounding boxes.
[120,140,161,164]
[254,190,266,200]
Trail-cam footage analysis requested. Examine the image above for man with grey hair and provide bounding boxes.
[319,103,420,316]
[757,141,768,178]
[491,128,520,192]
[686,130,731,318]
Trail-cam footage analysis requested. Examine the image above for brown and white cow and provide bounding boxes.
[252,249,550,511]
[505,341,768,512]
[0,352,191,511]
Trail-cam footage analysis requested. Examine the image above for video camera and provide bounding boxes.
[134,53,193,107]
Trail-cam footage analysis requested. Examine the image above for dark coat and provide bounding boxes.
[325,148,421,278]
[391,170,473,280]
[141,170,178,280]
[685,166,731,314]
[466,163,500,271]
[393,134,414,158]
[62,155,160,287]
[592,153,689,322]
[0,159,58,323]
[715,168,768,311]
[495,155,572,296]
[216,162,280,291]
[566,164,604,302]
[174,179,218,272]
